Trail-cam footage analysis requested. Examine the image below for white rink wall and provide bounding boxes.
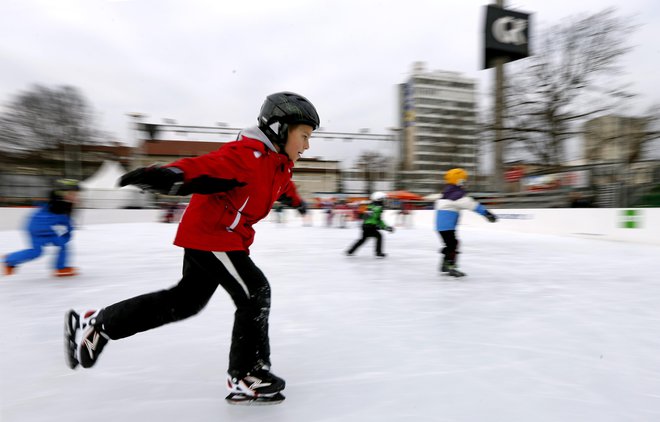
[260,208,660,246]
[399,208,660,246]
[1,207,658,246]
[0,207,161,231]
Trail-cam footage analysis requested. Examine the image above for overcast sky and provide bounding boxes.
[2,0,660,164]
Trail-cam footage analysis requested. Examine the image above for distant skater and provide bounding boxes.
[4,179,79,277]
[435,168,497,277]
[346,191,394,257]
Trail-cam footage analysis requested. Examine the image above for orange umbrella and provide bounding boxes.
[386,190,424,201]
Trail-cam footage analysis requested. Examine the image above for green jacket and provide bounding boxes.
[363,204,388,229]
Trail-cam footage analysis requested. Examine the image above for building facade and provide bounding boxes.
[397,62,478,195]
[138,138,340,201]
[583,115,647,164]
[341,168,395,198]
[582,115,658,207]
[0,143,133,205]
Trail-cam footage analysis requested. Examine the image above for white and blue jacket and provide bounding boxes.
[435,185,490,231]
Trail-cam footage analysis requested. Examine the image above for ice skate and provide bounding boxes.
[64,310,80,368]
[440,259,450,273]
[3,256,15,276]
[376,252,387,258]
[446,267,466,277]
[55,267,78,277]
[225,366,286,405]
[64,309,109,369]
[4,263,15,276]
[225,391,285,405]
[441,259,465,277]
[442,263,466,277]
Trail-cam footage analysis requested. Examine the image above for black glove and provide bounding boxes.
[119,166,184,195]
[485,210,498,223]
[297,200,308,216]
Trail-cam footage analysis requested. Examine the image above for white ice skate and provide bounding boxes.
[225,367,286,405]
[64,309,109,369]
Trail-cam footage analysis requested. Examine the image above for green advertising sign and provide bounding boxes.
[620,209,642,229]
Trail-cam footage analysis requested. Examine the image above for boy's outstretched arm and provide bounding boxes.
[119,165,245,195]
[277,176,310,215]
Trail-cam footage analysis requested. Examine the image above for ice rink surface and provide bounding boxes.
[2,216,660,422]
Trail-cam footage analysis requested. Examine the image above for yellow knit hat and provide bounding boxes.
[444,168,468,185]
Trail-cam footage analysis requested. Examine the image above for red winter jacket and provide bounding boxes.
[166,130,302,253]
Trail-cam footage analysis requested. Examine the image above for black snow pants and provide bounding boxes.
[439,230,459,262]
[347,225,383,255]
[99,248,271,378]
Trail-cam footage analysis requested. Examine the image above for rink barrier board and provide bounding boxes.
[0,208,161,231]
[396,208,660,246]
[0,207,658,246]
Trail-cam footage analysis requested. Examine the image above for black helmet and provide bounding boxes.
[258,92,320,148]
[49,179,79,215]
[54,178,80,192]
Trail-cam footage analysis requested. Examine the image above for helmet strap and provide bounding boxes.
[272,121,289,154]
[259,121,287,154]
[277,122,289,143]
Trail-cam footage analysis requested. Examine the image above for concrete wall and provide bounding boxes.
[1,207,658,246]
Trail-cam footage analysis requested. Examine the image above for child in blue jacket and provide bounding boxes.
[435,168,497,277]
[4,180,79,277]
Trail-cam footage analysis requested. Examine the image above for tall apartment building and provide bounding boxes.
[397,62,478,195]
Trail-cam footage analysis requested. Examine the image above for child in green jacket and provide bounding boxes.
[346,191,394,257]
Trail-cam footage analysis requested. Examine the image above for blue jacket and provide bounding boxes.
[27,204,74,246]
[435,185,490,231]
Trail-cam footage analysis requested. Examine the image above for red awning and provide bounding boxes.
[386,191,424,201]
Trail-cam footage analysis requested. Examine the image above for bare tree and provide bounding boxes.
[355,151,390,196]
[0,84,106,155]
[495,8,639,166]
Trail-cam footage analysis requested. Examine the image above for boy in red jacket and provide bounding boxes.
[64,92,319,404]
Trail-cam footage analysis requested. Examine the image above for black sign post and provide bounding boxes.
[483,2,531,192]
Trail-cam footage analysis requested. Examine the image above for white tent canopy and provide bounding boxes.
[79,161,152,209]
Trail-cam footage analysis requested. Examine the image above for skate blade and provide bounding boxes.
[64,310,80,369]
[441,272,466,278]
[225,392,285,405]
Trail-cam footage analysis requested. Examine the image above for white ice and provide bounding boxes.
[2,216,660,422]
